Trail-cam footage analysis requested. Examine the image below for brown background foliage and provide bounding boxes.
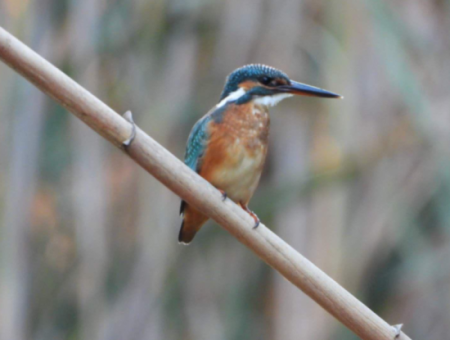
[1,0,449,339]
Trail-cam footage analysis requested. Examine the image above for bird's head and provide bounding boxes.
[218,64,341,108]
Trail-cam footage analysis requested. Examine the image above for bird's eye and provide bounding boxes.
[260,76,272,85]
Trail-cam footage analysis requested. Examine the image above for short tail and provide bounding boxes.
[178,220,197,244]
[178,204,208,244]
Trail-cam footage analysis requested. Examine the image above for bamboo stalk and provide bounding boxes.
[0,26,411,340]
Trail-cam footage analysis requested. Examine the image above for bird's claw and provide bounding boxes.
[239,203,260,229]
[392,324,403,339]
[122,110,136,148]
[252,215,260,229]
[219,190,227,201]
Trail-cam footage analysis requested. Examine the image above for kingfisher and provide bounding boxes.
[179,64,341,244]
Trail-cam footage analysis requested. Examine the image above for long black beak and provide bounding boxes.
[278,80,342,99]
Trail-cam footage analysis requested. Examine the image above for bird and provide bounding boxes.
[179,64,341,244]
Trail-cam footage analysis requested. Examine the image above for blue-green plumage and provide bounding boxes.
[180,115,213,215]
[184,116,211,172]
[180,103,233,215]
[183,104,229,172]
[220,64,289,99]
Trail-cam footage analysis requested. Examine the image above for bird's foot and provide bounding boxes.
[218,189,227,201]
[392,324,403,339]
[122,110,136,149]
[239,203,260,229]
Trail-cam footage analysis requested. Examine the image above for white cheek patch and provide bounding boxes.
[216,88,246,108]
[253,93,293,107]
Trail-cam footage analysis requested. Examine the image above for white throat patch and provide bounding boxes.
[253,93,293,107]
[216,89,293,109]
[216,88,246,108]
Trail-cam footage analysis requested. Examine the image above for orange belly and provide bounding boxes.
[200,102,269,204]
[202,138,266,204]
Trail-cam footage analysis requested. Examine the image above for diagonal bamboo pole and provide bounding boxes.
[0,27,411,340]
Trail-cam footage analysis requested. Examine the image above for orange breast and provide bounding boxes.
[200,102,270,203]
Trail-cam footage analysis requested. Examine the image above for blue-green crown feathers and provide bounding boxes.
[220,64,290,100]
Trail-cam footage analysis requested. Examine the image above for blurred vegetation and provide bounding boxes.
[1,0,450,339]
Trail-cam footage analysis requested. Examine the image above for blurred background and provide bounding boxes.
[1,0,449,339]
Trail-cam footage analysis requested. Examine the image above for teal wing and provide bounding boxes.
[180,115,211,214]
[184,115,211,171]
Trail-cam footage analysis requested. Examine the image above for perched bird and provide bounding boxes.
[179,64,341,244]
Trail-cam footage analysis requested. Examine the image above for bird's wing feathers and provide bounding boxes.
[180,115,212,214]
[184,115,211,171]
